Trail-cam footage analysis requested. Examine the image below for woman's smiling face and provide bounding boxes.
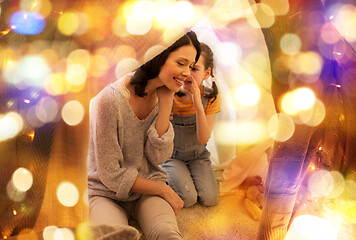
[158,44,197,92]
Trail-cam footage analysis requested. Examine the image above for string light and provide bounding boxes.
[13,210,17,216]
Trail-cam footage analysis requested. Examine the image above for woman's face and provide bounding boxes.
[182,54,211,91]
[158,45,197,92]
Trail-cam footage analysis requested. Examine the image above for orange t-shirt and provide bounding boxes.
[171,87,221,116]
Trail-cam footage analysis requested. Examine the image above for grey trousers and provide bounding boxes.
[89,195,183,240]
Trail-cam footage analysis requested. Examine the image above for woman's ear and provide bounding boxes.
[204,67,211,80]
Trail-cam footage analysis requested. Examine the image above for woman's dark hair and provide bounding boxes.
[176,42,219,102]
[130,31,201,97]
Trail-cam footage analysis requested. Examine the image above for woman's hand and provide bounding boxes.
[157,85,175,104]
[159,182,184,215]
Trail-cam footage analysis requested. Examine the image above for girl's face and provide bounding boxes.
[182,55,211,90]
[158,45,197,92]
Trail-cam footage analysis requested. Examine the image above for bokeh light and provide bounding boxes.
[115,58,139,79]
[66,64,87,86]
[308,169,334,198]
[12,167,33,192]
[280,33,302,55]
[54,228,75,240]
[56,181,79,207]
[75,222,94,240]
[291,51,323,80]
[298,98,326,127]
[43,226,58,240]
[331,4,356,43]
[36,96,59,123]
[10,11,45,35]
[267,113,295,142]
[216,42,242,66]
[233,83,261,107]
[281,88,316,116]
[0,112,24,142]
[67,49,91,70]
[248,3,275,28]
[57,12,79,36]
[7,180,27,202]
[285,215,337,240]
[61,101,85,126]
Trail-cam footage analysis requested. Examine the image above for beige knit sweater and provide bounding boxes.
[87,80,174,202]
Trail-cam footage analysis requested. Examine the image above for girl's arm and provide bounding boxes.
[190,76,216,144]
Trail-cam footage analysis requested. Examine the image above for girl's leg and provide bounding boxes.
[136,195,183,240]
[89,195,129,225]
[188,156,219,207]
[161,158,197,207]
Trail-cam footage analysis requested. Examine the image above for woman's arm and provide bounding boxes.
[131,176,184,215]
[155,86,175,137]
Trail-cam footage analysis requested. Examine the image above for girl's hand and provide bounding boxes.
[188,76,203,109]
[159,183,184,215]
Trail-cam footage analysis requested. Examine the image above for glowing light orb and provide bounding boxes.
[280,33,302,55]
[54,228,75,240]
[293,51,323,77]
[20,0,41,12]
[308,169,334,198]
[0,112,24,141]
[171,1,194,27]
[267,113,295,142]
[44,73,69,96]
[66,64,87,86]
[299,98,326,127]
[76,222,94,240]
[57,12,79,36]
[144,45,166,63]
[126,13,152,35]
[248,3,275,28]
[327,171,345,199]
[233,83,261,106]
[56,181,79,207]
[285,215,337,240]
[216,42,242,66]
[67,49,91,70]
[12,167,33,192]
[61,100,85,126]
[7,181,27,202]
[293,87,316,111]
[10,11,45,35]
[43,226,58,240]
[115,58,139,79]
[36,97,59,123]
[235,121,267,145]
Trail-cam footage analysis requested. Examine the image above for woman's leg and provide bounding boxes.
[188,156,219,207]
[161,158,197,207]
[136,195,183,240]
[89,195,129,225]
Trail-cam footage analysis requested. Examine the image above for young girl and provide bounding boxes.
[161,43,220,208]
[87,31,201,240]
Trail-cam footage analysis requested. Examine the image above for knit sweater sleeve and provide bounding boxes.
[145,118,174,165]
[90,87,138,200]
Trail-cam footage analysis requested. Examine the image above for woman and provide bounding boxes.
[87,31,201,240]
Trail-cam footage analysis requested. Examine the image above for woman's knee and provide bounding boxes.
[147,223,182,240]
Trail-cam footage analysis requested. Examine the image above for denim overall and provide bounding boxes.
[162,94,219,207]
